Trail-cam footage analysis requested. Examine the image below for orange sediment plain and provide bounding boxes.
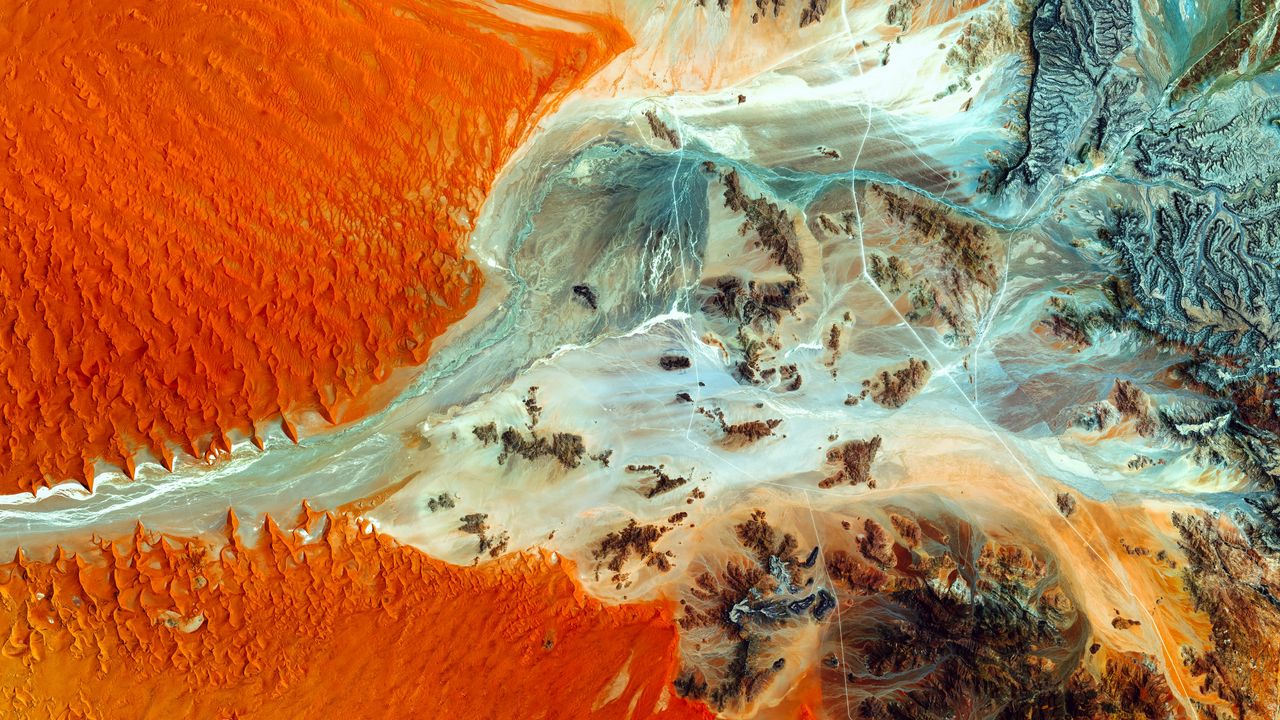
[0,0,628,493]
[0,508,714,719]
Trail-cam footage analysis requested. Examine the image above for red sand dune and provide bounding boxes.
[0,509,713,719]
[0,0,627,493]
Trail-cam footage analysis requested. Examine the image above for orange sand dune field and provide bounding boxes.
[0,0,627,493]
[0,509,712,719]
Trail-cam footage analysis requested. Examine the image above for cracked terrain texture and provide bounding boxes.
[4,0,1280,718]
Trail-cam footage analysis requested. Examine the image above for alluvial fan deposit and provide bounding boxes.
[4,0,1280,718]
